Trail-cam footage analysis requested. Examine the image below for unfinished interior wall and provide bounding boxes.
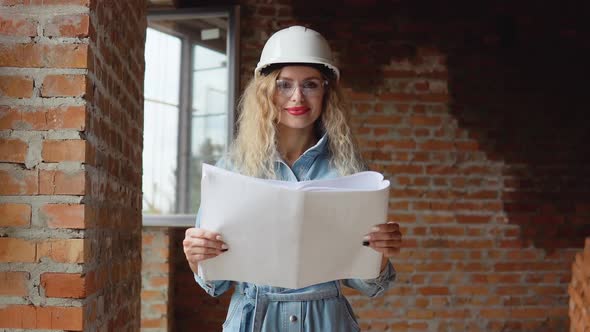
[0,0,146,330]
[171,0,589,331]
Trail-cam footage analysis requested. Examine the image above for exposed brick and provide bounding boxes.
[497,286,528,295]
[0,304,36,328]
[534,285,563,296]
[148,276,167,288]
[0,14,36,37]
[418,286,450,295]
[141,290,165,301]
[383,139,416,149]
[24,0,89,5]
[0,44,88,68]
[1,0,143,330]
[0,75,33,98]
[39,169,85,195]
[373,127,390,136]
[409,115,443,126]
[39,306,84,330]
[431,226,465,236]
[44,14,89,37]
[141,263,169,273]
[416,262,453,272]
[511,308,552,319]
[142,233,154,246]
[36,239,85,263]
[0,271,29,296]
[385,164,423,174]
[407,309,435,319]
[0,305,83,330]
[456,214,492,224]
[42,140,86,162]
[379,92,449,102]
[366,115,405,125]
[466,190,498,199]
[1,0,84,4]
[41,74,86,97]
[0,203,31,227]
[435,309,470,319]
[40,203,85,229]
[0,0,24,5]
[141,318,166,328]
[41,273,86,298]
[456,141,480,151]
[149,303,167,315]
[0,238,36,262]
[0,169,38,195]
[414,80,430,91]
[0,138,27,163]
[419,139,455,150]
[0,105,86,130]
[456,286,489,295]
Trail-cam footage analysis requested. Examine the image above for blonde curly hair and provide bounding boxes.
[229,67,365,179]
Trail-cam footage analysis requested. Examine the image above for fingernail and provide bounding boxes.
[363,235,370,242]
[362,240,370,246]
[221,248,228,252]
[216,235,222,241]
[371,226,380,232]
[221,244,228,250]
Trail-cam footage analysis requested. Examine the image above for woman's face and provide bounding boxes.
[273,65,326,131]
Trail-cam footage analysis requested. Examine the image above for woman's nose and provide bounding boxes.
[290,86,305,102]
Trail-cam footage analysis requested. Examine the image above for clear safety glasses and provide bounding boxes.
[275,79,328,98]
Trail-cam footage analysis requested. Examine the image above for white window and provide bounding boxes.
[142,7,240,226]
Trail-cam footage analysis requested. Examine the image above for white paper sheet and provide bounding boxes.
[198,163,391,289]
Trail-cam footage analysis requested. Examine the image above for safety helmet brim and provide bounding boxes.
[256,60,339,81]
[254,26,340,81]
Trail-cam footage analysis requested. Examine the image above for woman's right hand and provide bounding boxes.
[183,227,228,274]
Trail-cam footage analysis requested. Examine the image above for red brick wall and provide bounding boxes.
[0,0,146,330]
[141,227,173,331]
[84,0,146,330]
[569,238,590,331]
[172,0,589,331]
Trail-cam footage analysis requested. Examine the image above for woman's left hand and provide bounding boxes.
[363,221,402,258]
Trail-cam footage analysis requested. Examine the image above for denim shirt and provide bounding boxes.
[194,134,396,332]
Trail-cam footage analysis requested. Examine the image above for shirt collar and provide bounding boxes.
[273,133,329,163]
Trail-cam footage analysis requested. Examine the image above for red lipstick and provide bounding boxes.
[285,106,310,116]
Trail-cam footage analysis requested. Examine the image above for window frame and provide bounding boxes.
[143,6,240,227]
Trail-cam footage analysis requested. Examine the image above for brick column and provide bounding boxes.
[0,0,146,330]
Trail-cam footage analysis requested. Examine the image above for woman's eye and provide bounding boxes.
[277,81,293,89]
[303,81,319,89]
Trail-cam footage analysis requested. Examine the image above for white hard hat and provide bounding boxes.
[255,25,340,80]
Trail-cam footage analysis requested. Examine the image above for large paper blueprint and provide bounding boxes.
[198,163,391,289]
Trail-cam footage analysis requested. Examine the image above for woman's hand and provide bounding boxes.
[363,222,402,270]
[183,227,228,274]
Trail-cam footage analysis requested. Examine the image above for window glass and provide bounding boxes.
[190,45,229,212]
[143,28,181,214]
[142,14,236,217]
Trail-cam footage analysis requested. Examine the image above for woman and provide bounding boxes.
[183,25,402,332]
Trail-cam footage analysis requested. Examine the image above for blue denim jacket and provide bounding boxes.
[194,134,396,332]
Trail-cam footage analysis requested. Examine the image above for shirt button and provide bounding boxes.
[289,315,297,322]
